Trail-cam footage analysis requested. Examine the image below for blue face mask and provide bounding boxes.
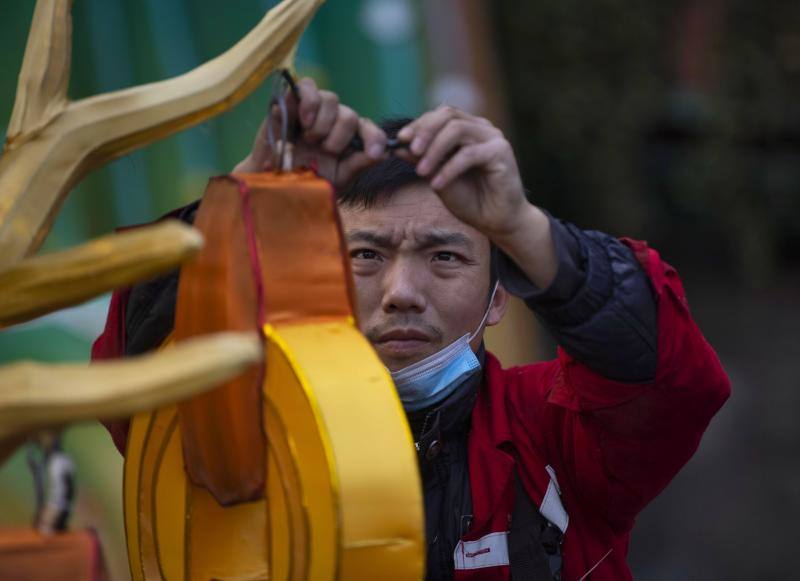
[390,282,499,412]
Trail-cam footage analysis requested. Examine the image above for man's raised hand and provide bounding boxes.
[396,106,558,290]
[234,77,387,188]
[395,106,530,242]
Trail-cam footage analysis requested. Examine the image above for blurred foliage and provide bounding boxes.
[491,0,800,285]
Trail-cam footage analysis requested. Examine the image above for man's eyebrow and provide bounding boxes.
[346,230,393,247]
[345,229,475,251]
[416,231,475,251]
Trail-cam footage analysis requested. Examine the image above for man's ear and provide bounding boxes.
[486,284,509,327]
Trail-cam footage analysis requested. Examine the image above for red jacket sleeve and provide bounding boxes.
[544,239,731,534]
[90,288,131,455]
[89,204,199,455]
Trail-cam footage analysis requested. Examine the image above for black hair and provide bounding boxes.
[338,118,500,293]
[336,118,420,209]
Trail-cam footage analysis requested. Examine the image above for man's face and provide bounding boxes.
[339,182,506,371]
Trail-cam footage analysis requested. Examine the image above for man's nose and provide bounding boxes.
[381,261,427,313]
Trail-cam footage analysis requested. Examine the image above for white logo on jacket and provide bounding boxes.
[453,465,568,570]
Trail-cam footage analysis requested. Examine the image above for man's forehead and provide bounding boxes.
[338,182,486,247]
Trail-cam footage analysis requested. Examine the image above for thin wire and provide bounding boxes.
[578,548,613,581]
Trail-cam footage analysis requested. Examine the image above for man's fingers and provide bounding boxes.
[397,105,473,156]
[322,105,360,154]
[430,140,501,191]
[305,90,339,142]
[297,77,321,129]
[391,147,416,164]
[335,119,388,184]
[400,106,460,155]
[416,119,498,177]
[238,76,388,181]
[359,117,388,160]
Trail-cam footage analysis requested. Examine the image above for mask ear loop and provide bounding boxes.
[469,280,500,342]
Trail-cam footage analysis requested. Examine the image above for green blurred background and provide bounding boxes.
[2,1,799,579]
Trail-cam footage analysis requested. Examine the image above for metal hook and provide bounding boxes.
[266,74,291,172]
[265,69,304,172]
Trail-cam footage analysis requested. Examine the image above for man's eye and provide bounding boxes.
[433,251,457,262]
[352,249,381,261]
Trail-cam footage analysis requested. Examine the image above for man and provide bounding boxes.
[94,78,730,580]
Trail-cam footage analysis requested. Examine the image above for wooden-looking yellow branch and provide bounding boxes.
[0,332,262,462]
[0,0,324,268]
[5,0,71,148]
[0,220,203,328]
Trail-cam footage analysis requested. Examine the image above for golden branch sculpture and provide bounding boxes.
[0,333,262,464]
[0,221,202,328]
[0,0,322,266]
[0,0,324,457]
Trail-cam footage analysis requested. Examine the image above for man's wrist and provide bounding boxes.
[491,202,549,246]
[490,203,558,290]
[496,213,585,304]
[484,199,530,241]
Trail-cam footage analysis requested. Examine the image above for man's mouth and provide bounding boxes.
[374,329,433,358]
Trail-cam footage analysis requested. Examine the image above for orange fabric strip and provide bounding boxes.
[174,171,354,506]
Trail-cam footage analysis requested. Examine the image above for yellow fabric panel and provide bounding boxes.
[125,319,424,579]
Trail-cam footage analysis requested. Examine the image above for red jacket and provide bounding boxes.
[458,239,730,580]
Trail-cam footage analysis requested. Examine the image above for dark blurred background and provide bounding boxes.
[1,1,798,579]
[491,2,799,578]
